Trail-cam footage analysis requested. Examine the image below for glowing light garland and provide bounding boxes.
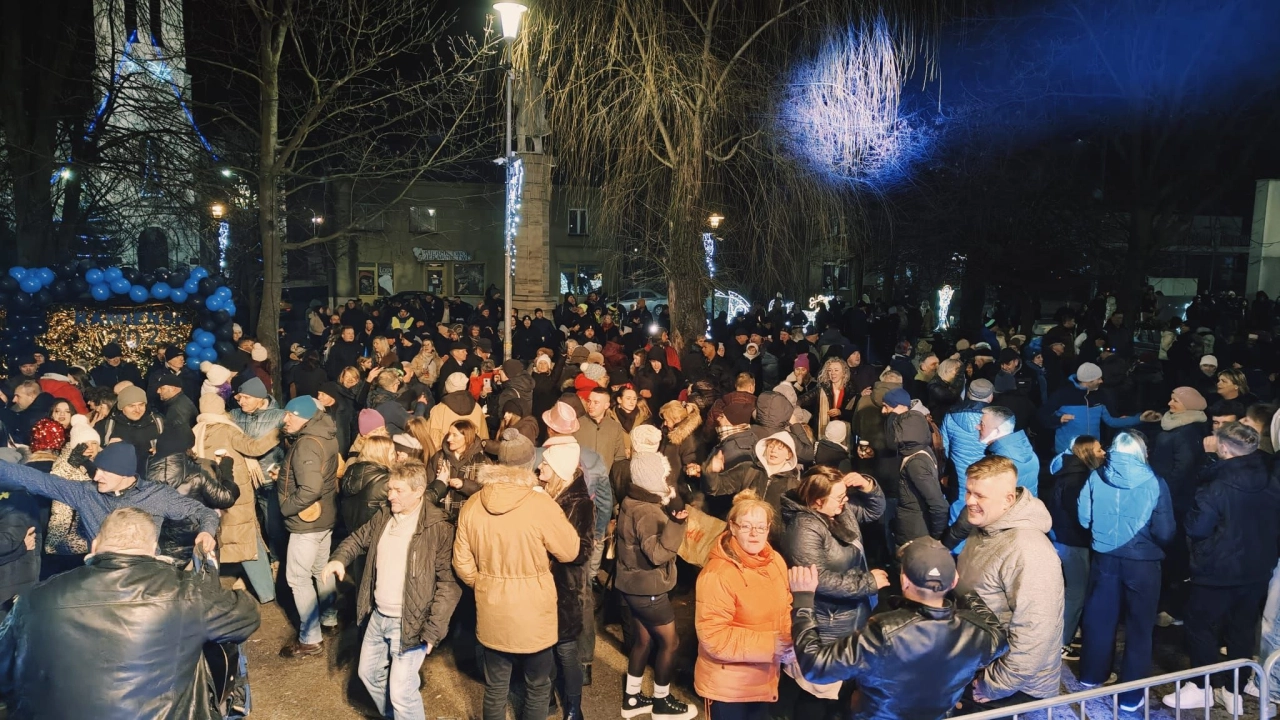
[504,157,525,276]
[779,15,933,189]
[936,285,954,331]
[702,232,716,278]
[218,221,230,271]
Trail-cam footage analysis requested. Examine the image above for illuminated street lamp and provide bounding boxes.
[495,0,527,357]
[708,213,724,229]
[210,202,225,219]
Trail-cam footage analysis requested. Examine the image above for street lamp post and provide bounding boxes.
[495,1,527,358]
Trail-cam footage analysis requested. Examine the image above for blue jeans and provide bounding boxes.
[358,609,429,720]
[1079,553,1160,706]
[1261,558,1280,700]
[286,530,336,644]
[1055,543,1090,645]
[242,536,276,603]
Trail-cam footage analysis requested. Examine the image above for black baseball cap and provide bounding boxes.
[899,537,956,592]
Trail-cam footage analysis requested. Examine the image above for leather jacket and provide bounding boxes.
[340,460,390,534]
[792,593,1008,720]
[0,553,260,720]
[147,453,239,562]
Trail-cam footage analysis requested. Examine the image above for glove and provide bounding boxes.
[216,456,235,486]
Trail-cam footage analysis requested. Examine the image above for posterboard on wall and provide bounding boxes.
[378,263,393,296]
[358,265,377,297]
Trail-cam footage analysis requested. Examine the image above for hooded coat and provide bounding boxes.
[751,391,815,466]
[616,485,686,597]
[1043,453,1092,549]
[1185,451,1280,586]
[424,390,489,458]
[986,431,1041,496]
[452,464,581,653]
[1148,410,1207,515]
[1078,451,1174,559]
[277,411,340,534]
[955,489,1064,701]
[701,431,800,526]
[550,473,595,642]
[780,485,884,637]
[893,411,948,545]
[694,535,792,703]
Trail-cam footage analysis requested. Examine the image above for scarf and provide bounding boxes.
[717,423,750,442]
[1161,410,1207,431]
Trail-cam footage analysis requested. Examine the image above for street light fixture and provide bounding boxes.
[210,202,226,219]
[708,213,725,229]
[494,2,528,39]
[495,0,527,358]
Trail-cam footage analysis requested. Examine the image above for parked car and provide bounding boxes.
[617,288,668,312]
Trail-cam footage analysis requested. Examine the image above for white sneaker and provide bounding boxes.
[1162,682,1213,710]
[1119,697,1145,712]
[1216,687,1244,714]
[1246,677,1261,698]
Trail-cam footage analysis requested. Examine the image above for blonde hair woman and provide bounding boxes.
[371,335,399,369]
[816,357,853,440]
[340,435,396,534]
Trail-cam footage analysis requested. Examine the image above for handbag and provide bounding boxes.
[194,551,252,719]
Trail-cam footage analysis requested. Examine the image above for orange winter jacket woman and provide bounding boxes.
[694,533,793,703]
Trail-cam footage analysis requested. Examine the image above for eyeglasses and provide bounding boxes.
[732,522,769,536]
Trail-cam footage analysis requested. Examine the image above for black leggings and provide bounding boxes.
[627,616,679,687]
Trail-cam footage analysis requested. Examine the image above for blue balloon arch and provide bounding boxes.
[0,261,238,373]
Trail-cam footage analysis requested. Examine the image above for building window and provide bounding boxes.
[124,0,138,37]
[354,204,383,231]
[560,263,602,296]
[454,263,485,296]
[410,206,437,233]
[568,208,588,236]
[149,0,164,47]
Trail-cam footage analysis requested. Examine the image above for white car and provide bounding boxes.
[617,288,667,312]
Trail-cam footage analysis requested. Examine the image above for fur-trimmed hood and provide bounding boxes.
[476,463,538,488]
[666,405,703,445]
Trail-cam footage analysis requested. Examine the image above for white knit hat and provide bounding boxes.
[201,361,232,386]
[824,419,849,447]
[68,414,101,448]
[444,372,469,394]
[542,441,581,482]
[631,425,662,454]
[251,343,268,362]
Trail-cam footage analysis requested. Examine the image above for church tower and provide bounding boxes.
[66,0,210,269]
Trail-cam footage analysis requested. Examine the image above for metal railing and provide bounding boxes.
[960,652,1280,719]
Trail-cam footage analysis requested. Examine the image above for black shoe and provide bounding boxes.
[564,699,584,720]
[651,695,696,719]
[622,692,653,719]
[582,664,593,687]
[1061,645,1080,661]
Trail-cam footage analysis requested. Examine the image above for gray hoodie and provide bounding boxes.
[955,488,1063,700]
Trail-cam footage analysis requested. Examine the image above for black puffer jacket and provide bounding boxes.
[1149,412,1207,515]
[1043,452,1092,548]
[892,412,947,545]
[0,553,259,720]
[96,409,165,473]
[550,473,595,642]
[615,486,685,597]
[147,453,239,562]
[330,501,462,649]
[497,370,535,418]
[340,460,391,534]
[792,592,1007,720]
[1186,451,1280,586]
[780,487,885,633]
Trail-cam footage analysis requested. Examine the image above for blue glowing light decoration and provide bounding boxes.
[504,157,525,276]
[778,15,934,189]
[218,221,231,271]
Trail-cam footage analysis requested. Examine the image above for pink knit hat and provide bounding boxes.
[358,408,385,436]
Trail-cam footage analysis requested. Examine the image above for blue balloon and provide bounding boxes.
[8,267,26,281]
[215,286,232,298]
[151,282,171,299]
[37,268,55,285]
[199,347,218,362]
[104,267,123,282]
[20,277,41,293]
[169,288,188,303]
[186,356,203,372]
[185,342,202,356]
[110,277,130,294]
[190,267,209,280]
[223,302,237,317]
[90,283,111,301]
[183,278,200,294]
[205,295,224,311]
[129,285,149,302]
[85,268,104,285]
[197,332,215,348]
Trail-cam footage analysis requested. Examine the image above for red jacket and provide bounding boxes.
[39,377,88,415]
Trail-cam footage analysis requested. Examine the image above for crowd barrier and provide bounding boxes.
[959,651,1280,719]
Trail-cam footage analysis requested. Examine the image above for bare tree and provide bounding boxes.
[521,0,939,348]
[202,0,499,393]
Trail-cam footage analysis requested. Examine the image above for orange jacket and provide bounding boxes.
[694,534,792,703]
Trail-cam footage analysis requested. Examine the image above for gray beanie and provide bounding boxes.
[630,452,672,503]
[968,379,994,402]
[497,428,536,469]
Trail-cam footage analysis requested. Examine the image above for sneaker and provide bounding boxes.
[1080,673,1118,688]
[1156,611,1184,627]
[1119,697,1145,713]
[1215,687,1244,714]
[1162,682,1213,710]
[651,695,697,720]
[1245,676,1261,698]
[1061,645,1080,660]
[622,692,653,719]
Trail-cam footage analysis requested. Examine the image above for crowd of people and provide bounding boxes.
[1,285,1280,719]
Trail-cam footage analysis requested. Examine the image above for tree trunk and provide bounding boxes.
[1119,206,1155,323]
[665,157,710,352]
[255,14,285,400]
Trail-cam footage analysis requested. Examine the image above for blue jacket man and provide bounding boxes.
[940,380,993,523]
[981,407,1041,496]
[1039,363,1139,454]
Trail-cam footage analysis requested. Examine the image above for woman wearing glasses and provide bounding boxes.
[694,490,793,720]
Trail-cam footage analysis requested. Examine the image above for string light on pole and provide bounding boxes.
[936,284,954,331]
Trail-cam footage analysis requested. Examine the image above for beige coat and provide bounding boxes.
[193,412,281,564]
[424,394,489,458]
[453,465,580,653]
